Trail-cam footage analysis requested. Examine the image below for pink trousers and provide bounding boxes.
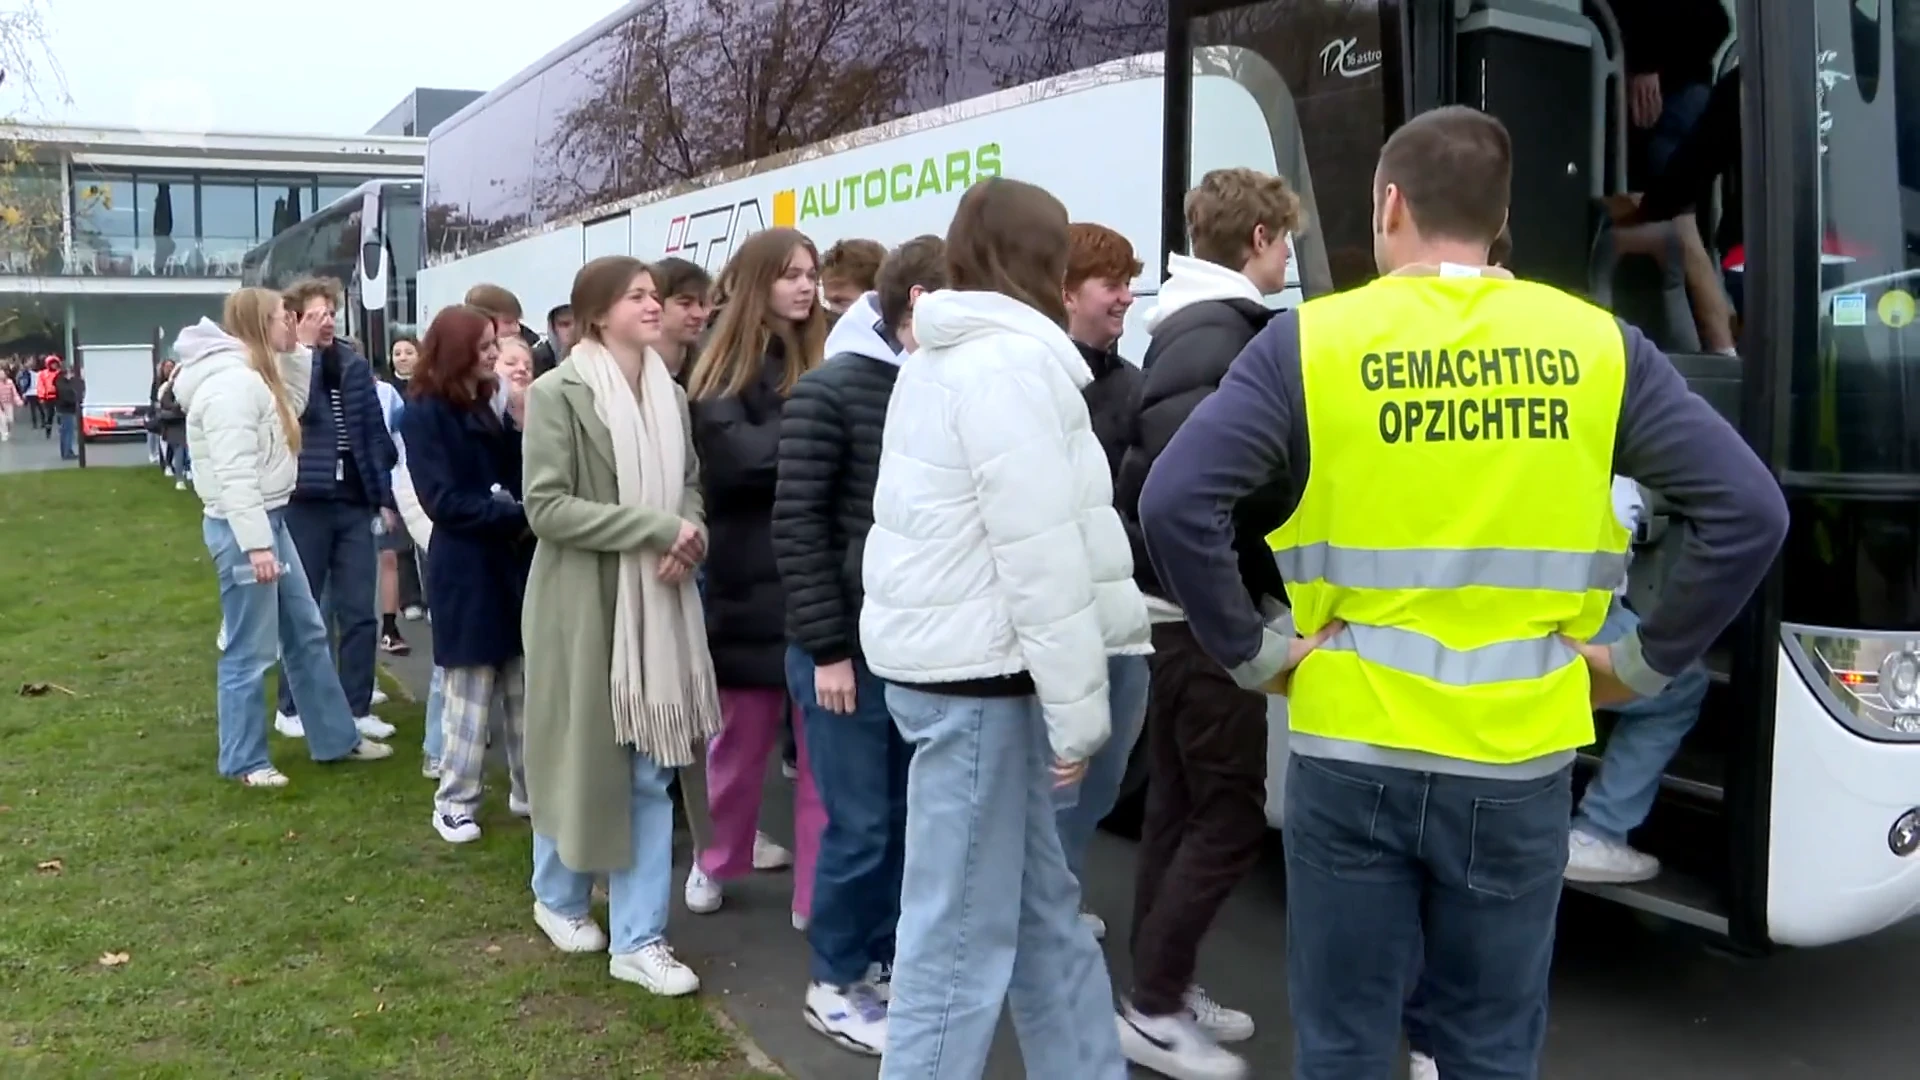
[699,687,825,917]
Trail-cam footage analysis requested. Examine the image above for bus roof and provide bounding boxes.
[428,0,652,140]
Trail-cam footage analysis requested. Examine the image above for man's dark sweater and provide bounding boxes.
[1137,292,1788,704]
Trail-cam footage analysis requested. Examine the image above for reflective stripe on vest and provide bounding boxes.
[1270,274,1632,765]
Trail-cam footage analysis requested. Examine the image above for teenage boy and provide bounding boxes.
[818,238,885,316]
[1111,167,1301,1080]
[771,235,947,1057]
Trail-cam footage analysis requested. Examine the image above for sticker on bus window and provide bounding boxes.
[1831,292,1868,327]
[1877,290,1914,329]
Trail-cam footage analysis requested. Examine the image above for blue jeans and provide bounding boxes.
[203,511,363,776]
[881,684,1126,1080]
[1285,755,1571,1080]
[56,412,76,458]
[424,665,446,766]
[274,500,379,718]
[1574,599,1709,845]
[1054,653,1150,883]
[530,748,676,954]
[788,647,911,987]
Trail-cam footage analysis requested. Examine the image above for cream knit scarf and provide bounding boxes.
[570,339,720,766]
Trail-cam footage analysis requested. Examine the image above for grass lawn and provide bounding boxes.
[0,468,781,1079]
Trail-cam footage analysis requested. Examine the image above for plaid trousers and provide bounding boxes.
[433,657,527,818]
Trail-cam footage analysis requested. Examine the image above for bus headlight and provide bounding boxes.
[1784,626,1920,740]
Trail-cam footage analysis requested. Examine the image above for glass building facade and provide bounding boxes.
[55,168,380,278]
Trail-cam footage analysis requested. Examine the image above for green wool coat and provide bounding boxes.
[520,356,706,872]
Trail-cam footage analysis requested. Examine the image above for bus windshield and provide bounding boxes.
[242,179,422,358]
[1807,0,1920,476]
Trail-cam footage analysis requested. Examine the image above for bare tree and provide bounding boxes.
[0,1,69,283]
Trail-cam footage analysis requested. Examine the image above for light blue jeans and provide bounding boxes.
[1574,598,1711,845]
[530,748,676,954]
[1054,653,1150,883]
[881,684,1126,1080]
[203,511,362,776]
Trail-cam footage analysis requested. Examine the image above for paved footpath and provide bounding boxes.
[371,622,1920,1080]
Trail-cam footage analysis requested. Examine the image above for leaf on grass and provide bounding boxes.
[98,951,130,967]
[343,895,356,904]
[484,944,502,954]
[283,830,298,841]
[35,858,62,874]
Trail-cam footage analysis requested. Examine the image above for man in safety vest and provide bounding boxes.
[1137,106,1787,1078]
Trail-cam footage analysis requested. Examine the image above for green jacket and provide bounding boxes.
[520,356,705,871]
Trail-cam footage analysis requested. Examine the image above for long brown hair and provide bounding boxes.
[945,177,1071,327]
[412,305,497,411]
[688,228,825,400]
[222,287,302,453]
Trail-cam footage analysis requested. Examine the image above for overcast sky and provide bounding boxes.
[15,0,626,135]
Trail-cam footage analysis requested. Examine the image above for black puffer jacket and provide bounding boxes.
[691,344,792,688]
[1115,295,1288,605]
[1075,339,1142,481]
[771,295,901,664]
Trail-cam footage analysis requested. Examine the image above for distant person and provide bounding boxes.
[651,257,714,381]
[52,358,82,460]
[173,287,394,787]
[819,238,885,316]
[270,277,399,744]
[531,304,576,377]
[520,255,718,998]
[33,357,56,436]
[154,360,190,488]
[465,283,542,349]
[0,364,20,441]
[1617,0,1731,182]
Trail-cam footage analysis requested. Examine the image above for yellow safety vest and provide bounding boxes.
[1268,273,1632,764]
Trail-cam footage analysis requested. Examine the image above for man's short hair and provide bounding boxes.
[1376,105,1512,245]
[821,238,886,289]
[1064,223,1144,291]
[283,276,343,313]
[1185,168,1302,269]
[464,283,523,323]
[876,234,949,332]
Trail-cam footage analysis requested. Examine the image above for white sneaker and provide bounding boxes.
[534,902,609,953]
[421,758,441,779]
[863,961,893,1003]
[355,714,396,739]
[371,687,390,706]
[239,767,289,788]
[1117,1003,1248,1080]
[804,980,887,1055]
[684,866,722,914]
[781,759,800,780]
[753,832,794,870]
[402,605,426,622]
[610,939,699,996]
[1410,1051,1440,1080]
[1565,829,1660,884]
[434,812,482,843]
[1185,985,1255,1043]
[1079,909,1108,941]
[792,910,809,932]
[509,794,530,818]
[174,479,187,491]
[273,712,305,738]
[342,739,393,761]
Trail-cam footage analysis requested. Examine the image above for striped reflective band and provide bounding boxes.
[1321,624,1578,686]
[1274,543,1627,594]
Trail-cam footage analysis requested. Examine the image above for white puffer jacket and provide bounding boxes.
[172,319,312,554]
[860,290,1151,763]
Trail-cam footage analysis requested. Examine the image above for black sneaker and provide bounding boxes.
[381,630,411,656]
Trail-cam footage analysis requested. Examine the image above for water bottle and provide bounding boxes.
[231,561,289,585]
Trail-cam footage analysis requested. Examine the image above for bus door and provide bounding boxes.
[355,187,391,367]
